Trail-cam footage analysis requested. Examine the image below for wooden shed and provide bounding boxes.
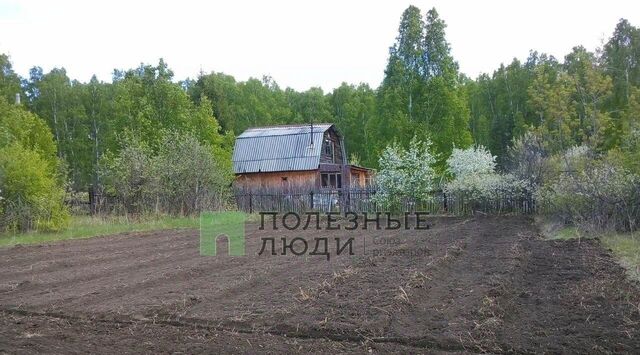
[232,124,373,192]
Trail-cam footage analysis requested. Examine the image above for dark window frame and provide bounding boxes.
[323,138,334,163]
[320,172,342,189]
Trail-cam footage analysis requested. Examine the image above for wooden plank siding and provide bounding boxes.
[234,170,318,191]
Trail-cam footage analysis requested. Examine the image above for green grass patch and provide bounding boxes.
[547,226,582,240]
[535,216,584,240]
[601,232,640,282]
[0,214,200,247]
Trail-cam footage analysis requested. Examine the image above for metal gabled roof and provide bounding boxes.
[232,124,335,174]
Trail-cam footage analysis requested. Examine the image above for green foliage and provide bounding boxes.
[101,136,152,214]
[0,54,22,103]
[375,6,472,169]
[0,144,69,231]
[528,69,577,152]
[329,83,377,166]
[22,59,230,192]
[0,98,68,232]
[189,74,293,133]
[602,19,640,111]
[152,132,233,214]
[538,150,640,232]
[190,72,378,167]
[0,98,57,164]
[468,18,639,165]
[101,131,232,216]
[467,54,557,161]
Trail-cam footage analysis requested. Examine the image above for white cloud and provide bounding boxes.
[1,0,638,91]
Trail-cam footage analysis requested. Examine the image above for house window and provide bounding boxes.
[324,138,334,163]
[352,173,360,187]
[321,173,342,189]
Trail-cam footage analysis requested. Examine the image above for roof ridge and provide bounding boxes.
[244,123,333,130]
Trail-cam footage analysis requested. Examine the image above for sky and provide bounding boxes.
[1,0,639,92]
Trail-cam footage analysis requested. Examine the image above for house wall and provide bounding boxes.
[320,129,344,165]
[235,170,318,191]
[349,167,373,187]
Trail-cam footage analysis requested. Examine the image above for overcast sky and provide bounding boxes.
[1,0,639,91]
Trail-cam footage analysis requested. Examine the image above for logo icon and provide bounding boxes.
[200,211,245,256]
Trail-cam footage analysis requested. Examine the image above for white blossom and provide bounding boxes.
[375,137,436,204]
[447,145,496,178]
[445,145,530,199]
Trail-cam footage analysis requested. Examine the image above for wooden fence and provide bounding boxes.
[234,188,536,215]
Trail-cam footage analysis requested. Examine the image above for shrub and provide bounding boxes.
[447,145,496,178]
[152,132,232,214]
[506,132,548,190]
[445,145,531,211]
[0,98,57,164]
[101,131,232,215]
[445,173,530,201]
[0,98,68,232]
[539,150,640,232]
[101,138,153,214]
[0,144,69,231]
[375,137,437,208]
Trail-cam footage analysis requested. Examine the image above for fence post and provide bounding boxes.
[443,191,448,213]
[89,185,96,215]
[310,191,314,209]
[249,192,253,214]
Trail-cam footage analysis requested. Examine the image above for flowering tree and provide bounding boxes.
[447,145,496,178]
[445,145,529,200]
[376,137,436,205]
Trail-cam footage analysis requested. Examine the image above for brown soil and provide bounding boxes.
[0,216,639,354]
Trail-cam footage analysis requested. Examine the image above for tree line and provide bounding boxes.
[0,5,639,231]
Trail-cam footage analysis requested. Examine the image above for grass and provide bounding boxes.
[0,215,200,247]
[547,226,581,240]
[600,233,640,282]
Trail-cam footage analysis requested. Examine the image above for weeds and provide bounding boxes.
[0,214,201,247]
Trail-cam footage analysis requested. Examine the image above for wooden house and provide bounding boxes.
[232,124,373,192]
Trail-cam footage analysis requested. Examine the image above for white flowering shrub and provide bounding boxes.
[445,145,531,211]
[445,173,530,200]
[375,137,436,207]
[447,145,496,178]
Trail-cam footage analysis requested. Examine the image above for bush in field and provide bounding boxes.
[0,99,68,232]
[0,144,69,231]
[538,152,640,232]
[445,172,530,200]
[447,145,496,178]
[506,132,548,189]
[101,131,232,215]
[0,98,57,165]
[152,132,232,214]
[375,137,436,206]
[445,145,531,204]
[610,127,640,176]
[101,137,153,214]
